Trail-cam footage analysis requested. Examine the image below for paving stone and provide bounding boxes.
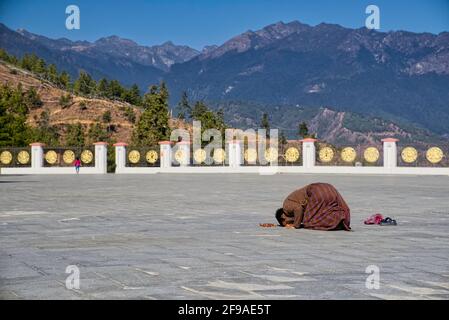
[1,174,449,299]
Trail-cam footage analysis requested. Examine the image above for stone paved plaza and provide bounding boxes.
[1,173,449,300]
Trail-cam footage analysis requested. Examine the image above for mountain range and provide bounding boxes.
[1,20,449,138]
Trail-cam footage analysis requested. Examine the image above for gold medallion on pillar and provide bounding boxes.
[0,151,13,165]
[81,150,93,164]
[193,149,207,164]
[341,147,357,163]
[284,147,300,163]
[63,150,75,164]
[213,148,226,163]
[128,150,141,164]
[45,150,58,164]
[17,150,30,164]
[264,147,278,163]
[244,148,257,163]
[364,147,380,163]
[145,150,158,164]
[319,147,334,163]
[401,147,418,163]
[174,149,187,164]
[426,147,444,164]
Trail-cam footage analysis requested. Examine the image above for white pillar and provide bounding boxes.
[382,138,399,169]
[159,141,172,169]
[113,142,127,173]
[30,142,44,171]
[176,141,191,166]
[93,142,108,174]
[301,138,317,168]
[228,140,242,168]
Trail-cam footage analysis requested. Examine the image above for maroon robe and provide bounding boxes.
[282,183,351,231]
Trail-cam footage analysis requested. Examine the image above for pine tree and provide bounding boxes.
[0,84,34,147]
[32,110,59,145]
[191,101,208,119]
[121,84,142,105]
[261,113,270,131]
[46,64,58,83]
[261,113,270,138]
[73,71,96,96]
[102,110,112,123]
[279,131,288,145]
[177,91,191,120]
[108,80,124,99]
[132,83,170,146]
[58,71,71,89]
[87,123,109,144]
[191,101,226,139]
[25,87,43,109]
[298,122,309,139]
[65,123,85,146]
[96,78,109,97]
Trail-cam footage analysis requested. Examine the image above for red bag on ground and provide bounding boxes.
[364,213,384,225]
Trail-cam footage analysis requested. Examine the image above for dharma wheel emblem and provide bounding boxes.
[401,147,418,163]
[174,149,188,164]
[63,150,75,164]
[426,147,444,164]
[45,150,58,164]
[193,149,207,164]
[145,150,158,164]
[213,148,226,163]
[128,150,141,164]
[0,151,13,165]
[341,147,357,163]
[364,147,380,163]
[284,147,300,163]
[81,150,93,164]
[17,150,30,165]
[319,147,334,163]
[244,148,257,163]
[264,147,278,163]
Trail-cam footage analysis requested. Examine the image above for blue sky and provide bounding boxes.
[1,0,448,49]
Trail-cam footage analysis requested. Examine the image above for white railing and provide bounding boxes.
[0,142,107,174]
[1,138,447,175]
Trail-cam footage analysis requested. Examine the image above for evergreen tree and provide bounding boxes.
[132,83,170,146]
[261,113,270,131]
[96,78,109,97]
[25,87,43,109]
[279,131,288,145]
[102,110,112,123]
[58,71,71,89]
[46,64,58,83]
[123,106,136,123]
[59,93,72,108]
[108,80,124,99]
[73,71,96,95]
[87,123,109,144]
[177,91,191,120]
[0,84,33,147]
[191,101,226,137]
[261,113,270,138]
[32,110,59,145]
[121,84,141,105]
[65,123,85,146]
[298,122,309,139]
[191,101,208,119]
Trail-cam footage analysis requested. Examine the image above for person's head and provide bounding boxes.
[275,208,285,226]
[275,208,295,227]
[76,157,79,161]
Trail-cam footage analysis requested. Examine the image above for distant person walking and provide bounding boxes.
[74,157,81,174]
